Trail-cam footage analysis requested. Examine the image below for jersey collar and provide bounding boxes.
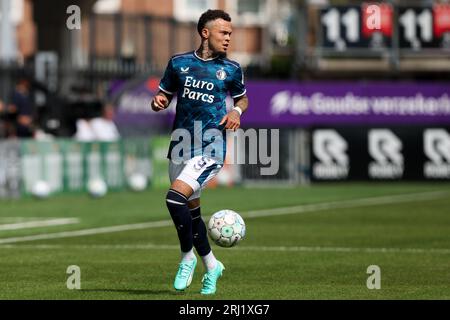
[193,50,220,62]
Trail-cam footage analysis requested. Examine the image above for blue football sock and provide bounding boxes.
[190,206,211,257]
[166,189,193,253]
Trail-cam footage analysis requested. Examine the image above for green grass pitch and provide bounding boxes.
[1,183,450,300]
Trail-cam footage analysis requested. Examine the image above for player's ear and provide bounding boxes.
[201,27,209,39]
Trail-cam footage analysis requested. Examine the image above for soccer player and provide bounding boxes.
[151,9,248,295]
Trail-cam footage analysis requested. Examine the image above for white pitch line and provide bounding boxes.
[0,220,173,244]
[0,190,448,245]
[0,244,449,255]
[242,190,450,219]
[0,217,50,223]
[0,218,80,231]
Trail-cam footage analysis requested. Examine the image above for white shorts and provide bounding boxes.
[169,156,222,200]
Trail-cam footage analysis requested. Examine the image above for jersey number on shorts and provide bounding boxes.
[194,156,210,171]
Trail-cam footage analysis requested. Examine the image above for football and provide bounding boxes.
[31,180,51,199]
[127,173,148,192]
[207,209,246,248]
[87,178,108,198]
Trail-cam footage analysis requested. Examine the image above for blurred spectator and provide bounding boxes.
[0,100,5,138]
[90,104,120,141]
[9,78,35,138]
[0,100,17,139]
[74,117,96,142]
[75,104,120,142]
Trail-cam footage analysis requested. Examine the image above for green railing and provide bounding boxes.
[0,136,172,198]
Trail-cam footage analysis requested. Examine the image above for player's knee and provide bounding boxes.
[166,189,188,207]
[188,198,200,210]
[170,180,194,198]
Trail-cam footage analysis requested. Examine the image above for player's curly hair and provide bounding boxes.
[197,9,231,36]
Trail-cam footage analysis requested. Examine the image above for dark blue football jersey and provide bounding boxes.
[159,51,246,164]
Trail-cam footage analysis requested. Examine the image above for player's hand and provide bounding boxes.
[219,109,241,131]
[151,94,169,112]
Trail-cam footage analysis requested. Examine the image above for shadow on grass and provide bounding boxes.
[81,288,178,296]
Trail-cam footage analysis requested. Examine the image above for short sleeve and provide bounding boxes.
[159,59,178,95]
[229,66,246,99]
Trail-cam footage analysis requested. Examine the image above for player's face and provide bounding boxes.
[207,19,232,55]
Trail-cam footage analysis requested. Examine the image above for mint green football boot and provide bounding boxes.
[173,256,197,291]
[200,260,225,295]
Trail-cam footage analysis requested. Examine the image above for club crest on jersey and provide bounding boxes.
[181,67,189,74]
[216,68,227,80]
